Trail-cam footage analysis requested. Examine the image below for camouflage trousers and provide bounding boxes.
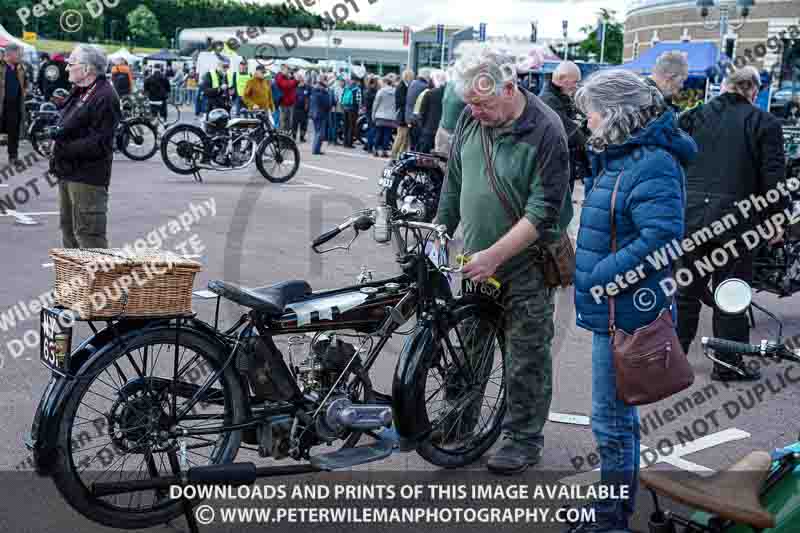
[498,263,555,448]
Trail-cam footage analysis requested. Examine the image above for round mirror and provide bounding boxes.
[714,278,752,314]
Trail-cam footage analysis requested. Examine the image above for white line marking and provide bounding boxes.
[300,163,370,181]
[282,180,333,190]
[192,290,218,299]
[325,149,380,160]
[549,412,590,426]
[558,428,751,486]
[42,263,53,268]
[0,184,8,188]
[1,211,58,216]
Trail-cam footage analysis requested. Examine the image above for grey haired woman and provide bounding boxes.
[568,69,697,533]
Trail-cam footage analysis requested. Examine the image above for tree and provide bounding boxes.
[576,8,624,64]
[127,5,164,47]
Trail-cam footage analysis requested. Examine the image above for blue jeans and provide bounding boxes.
[366,122,376,151]
[312,114,329,154]
[591,331,639,530]
[329,111,343,143]
[272,109,281,129]
[195,91,206,116]
[374,126,393,151]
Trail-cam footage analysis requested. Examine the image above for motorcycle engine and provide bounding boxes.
[297,334,361,395]
[209,135,230,166]
[296,334,366,441]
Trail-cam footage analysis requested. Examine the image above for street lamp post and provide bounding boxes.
[696,0,753,69]
[562,20,569,60]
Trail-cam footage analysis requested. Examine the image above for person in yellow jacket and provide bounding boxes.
[242,65,275,113]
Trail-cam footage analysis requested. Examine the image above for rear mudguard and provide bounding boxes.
[391,299,502,449]
[29,316,239,476]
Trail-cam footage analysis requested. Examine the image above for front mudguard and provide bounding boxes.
[391,323,435,450]
[28,316,232,476]
[391,300,503,450]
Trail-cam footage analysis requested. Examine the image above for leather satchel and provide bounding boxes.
[479,127,575,288]
[607,170,694,406]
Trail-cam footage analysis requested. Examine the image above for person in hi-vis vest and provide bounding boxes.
[233,60,251,116]
[201,60,235,112]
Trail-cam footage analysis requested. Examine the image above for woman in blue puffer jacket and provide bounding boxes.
[568,69,697,533]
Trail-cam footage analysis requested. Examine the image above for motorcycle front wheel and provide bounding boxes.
[396,304,505,468]
[50,326,246,529]
[255,133,300,183]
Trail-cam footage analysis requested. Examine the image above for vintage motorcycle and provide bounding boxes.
[28,204,505,531]
[751,125,800,297]
[378,151,447,223]
[642,277,800,533]
[159,108,300,183]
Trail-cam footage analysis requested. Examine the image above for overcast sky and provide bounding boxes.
[262,0,631,40]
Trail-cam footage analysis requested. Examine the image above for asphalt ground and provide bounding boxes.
[0,119,799,533]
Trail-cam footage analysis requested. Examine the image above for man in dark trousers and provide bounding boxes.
[341,75,362,147]
[0,44,27,166]
[52,45,121,248]
[144,64,171,120]
[417,74,444,154]
[677,66,787,381]
[292,72,311,143]
[539,61,589,190]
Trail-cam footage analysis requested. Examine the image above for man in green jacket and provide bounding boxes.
[435,44,573,474]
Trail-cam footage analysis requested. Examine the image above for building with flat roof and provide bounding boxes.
[179,26,409,74]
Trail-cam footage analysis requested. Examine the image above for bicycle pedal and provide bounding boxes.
[309,440,393,471]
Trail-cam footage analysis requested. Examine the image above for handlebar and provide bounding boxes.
[702,336,800,362]
[310,207,451,254]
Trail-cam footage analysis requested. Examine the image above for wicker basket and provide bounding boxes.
[49,248,203,319]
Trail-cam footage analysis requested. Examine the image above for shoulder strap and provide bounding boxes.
[480,126,520,223]
[608,168,624,332]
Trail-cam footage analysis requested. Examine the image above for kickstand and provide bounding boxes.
[181,497,201,533]
[167,447,202,533]
[748,306,756,328]
[192,170,203,183]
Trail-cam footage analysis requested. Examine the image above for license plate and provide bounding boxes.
[382,167,394,178]
[379,177,392,188]
[40,308,72,372]
[461,277,502,301]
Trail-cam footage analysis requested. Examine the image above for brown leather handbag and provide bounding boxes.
[480,127,576,288]
[607,170,694,406]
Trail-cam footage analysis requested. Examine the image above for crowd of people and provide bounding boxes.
[193,58,470,159]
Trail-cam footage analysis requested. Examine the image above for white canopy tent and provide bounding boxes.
[108,48,142,64]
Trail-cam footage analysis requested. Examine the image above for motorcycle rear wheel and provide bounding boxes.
[160,124,208,175]
[50,327,246,529]
[117,118,159,161]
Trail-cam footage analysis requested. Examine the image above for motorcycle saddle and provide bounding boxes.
[208,279,312,316]
[640,450,775,530]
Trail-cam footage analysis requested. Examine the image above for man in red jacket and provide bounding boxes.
[275,64,299,131]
